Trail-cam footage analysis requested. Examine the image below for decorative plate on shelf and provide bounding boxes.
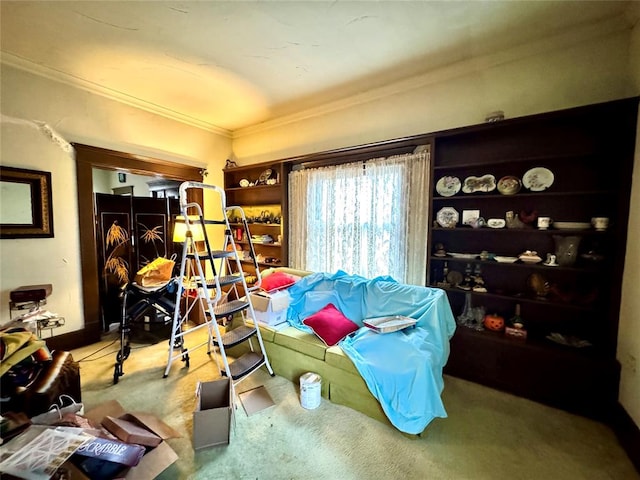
[522,167,554,191]
[461,174,496,193]
[487,218,506,228]
[435,176,461,197]
[448,252,478,259]
[239,178,250,188]
[553,221,591,230]
[497,176,522,195]
[436,207,459,228]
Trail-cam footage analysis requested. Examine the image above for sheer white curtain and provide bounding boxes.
[288,149,430,285]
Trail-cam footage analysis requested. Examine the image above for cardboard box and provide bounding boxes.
[181,295,205,325]
[81,400,181,479]
[102,416,162,447]
[73,436,146,473]
[248,290,290,326]
[193,379,232,450]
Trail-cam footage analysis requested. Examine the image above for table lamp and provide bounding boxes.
[172,215,205,244]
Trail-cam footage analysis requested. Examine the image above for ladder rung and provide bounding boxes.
[198,274,243,289]
[226,352,265,381]
[202,219,227,225]
[188,250,235,259]
[211,250,237,259]
[213,299,249,318]
[214,325,256,348]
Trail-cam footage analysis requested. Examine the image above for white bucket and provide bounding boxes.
[299,372,322,410]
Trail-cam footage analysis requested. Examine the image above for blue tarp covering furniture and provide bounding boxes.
[286,271,456,434]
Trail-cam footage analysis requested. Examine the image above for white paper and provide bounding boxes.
[0,428,93,479]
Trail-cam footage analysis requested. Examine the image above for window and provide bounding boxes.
[289,150,429,284]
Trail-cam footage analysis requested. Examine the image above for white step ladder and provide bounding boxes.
[164,181,274,386]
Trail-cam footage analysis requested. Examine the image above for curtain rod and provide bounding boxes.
[292,144,429,171]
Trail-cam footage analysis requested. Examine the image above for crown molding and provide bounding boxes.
[233,14,631,139]
[1,12,631,142]
[0,52,232,138]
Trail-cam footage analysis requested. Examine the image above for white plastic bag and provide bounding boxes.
[30,394,84,425]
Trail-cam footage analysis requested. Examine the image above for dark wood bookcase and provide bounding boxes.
[428,98,638,419]
[224,99,638,420]
[223,161,290,281]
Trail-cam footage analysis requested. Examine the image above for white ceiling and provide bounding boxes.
[0,1,635,134]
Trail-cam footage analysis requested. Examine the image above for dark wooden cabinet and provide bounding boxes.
[224,161,288,206]
[428,98,638,419]
[223,161,289,280]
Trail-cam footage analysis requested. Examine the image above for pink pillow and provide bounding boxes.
[260,271,297,293]
[303,304,359,346]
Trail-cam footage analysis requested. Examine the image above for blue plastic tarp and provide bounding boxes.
[286,271,457,434]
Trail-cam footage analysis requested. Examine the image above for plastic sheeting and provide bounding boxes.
[286,271,456,434]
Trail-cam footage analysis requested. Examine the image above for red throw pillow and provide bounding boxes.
[303,303,359,346]
[260,271,297,293]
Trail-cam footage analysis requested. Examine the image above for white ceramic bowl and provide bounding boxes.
[494,256,519,263]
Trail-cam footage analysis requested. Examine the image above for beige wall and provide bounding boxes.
[0,121,82,337]
[233,29,632,164]
[92,168,112,194]
[92,170,159,197]
[0,64,231,335]
[234,28,640,421]
[618,18,640,426]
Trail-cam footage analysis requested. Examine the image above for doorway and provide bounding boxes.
[64,143,204,350]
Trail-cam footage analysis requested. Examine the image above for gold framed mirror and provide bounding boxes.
[0,166,54,238]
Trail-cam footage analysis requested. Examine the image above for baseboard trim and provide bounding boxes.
[610,402,640,473]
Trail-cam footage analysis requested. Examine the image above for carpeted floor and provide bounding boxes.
[71,328,639,480]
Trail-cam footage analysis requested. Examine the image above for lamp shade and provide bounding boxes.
[173,215,205,242]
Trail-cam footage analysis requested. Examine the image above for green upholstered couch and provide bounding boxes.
[229,268,391,427]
